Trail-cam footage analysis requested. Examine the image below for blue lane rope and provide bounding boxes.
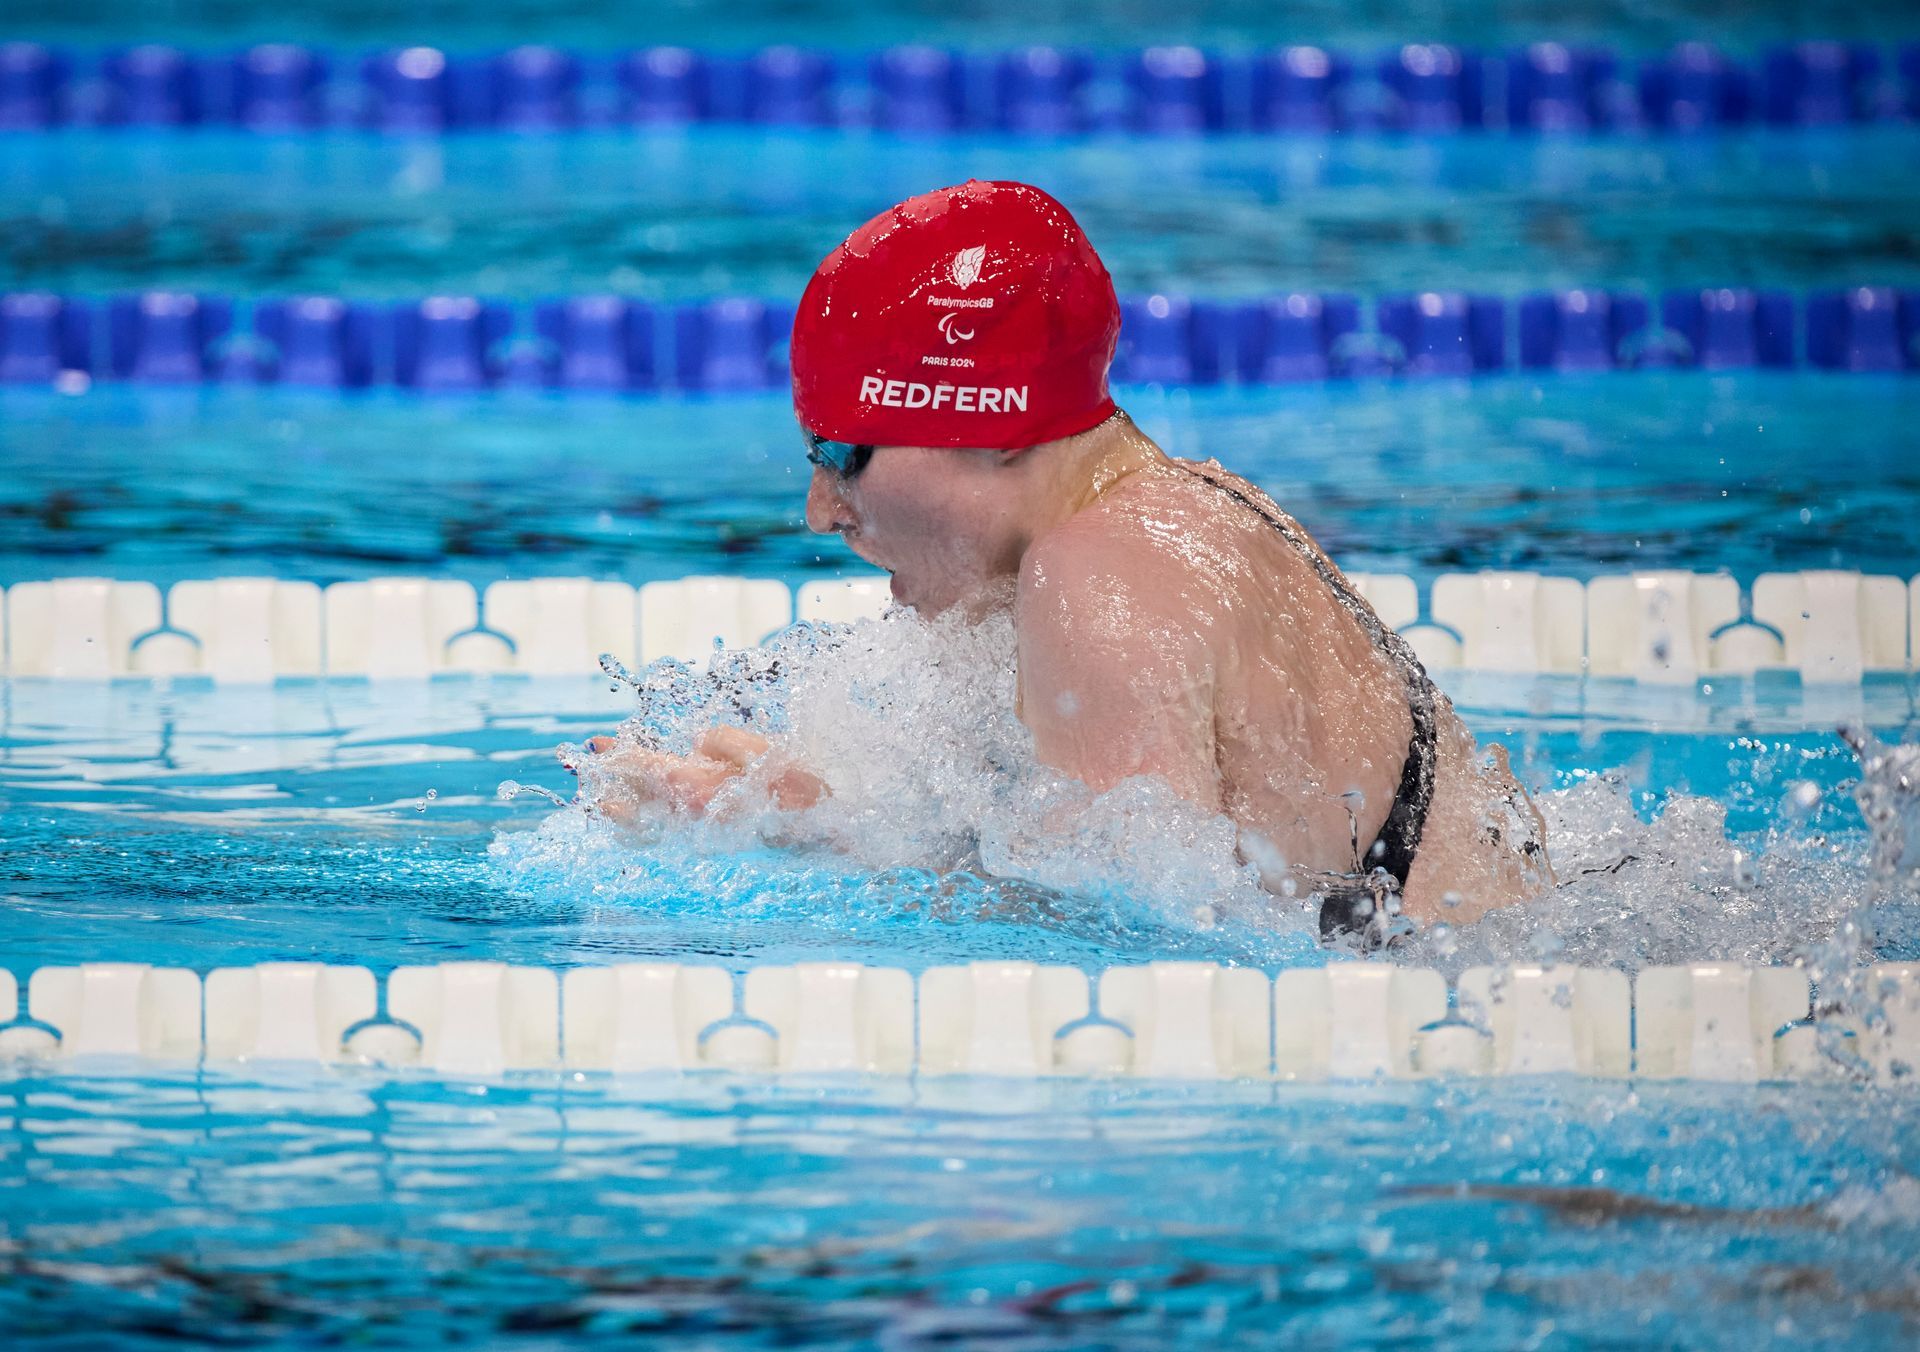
[1,39,1916,136]
[1,286,1914,391]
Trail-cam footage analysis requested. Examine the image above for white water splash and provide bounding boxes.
[1402,773,1873,972]
[502,602,1289,949]
[498,603,1904,973]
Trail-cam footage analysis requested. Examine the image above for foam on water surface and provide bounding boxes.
[504,606,1917,984]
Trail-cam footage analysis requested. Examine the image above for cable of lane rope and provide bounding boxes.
[0,40,1913,136]
[2,286,1915,392]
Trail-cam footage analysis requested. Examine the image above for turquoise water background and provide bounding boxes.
[6,130,1919,299]
[3,376,1916,587]
[10,0,1920,53]
[1,670,1917,1346]
[5,1,1920,1346]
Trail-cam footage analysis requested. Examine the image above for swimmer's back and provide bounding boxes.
[1021,455,1551,919]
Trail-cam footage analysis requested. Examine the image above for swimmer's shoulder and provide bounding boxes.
[1159,457,1353,586]
[1015,464,1250,633]
[1062,457,1315,575]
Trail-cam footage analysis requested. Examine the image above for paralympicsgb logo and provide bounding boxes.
[949,245,986,289]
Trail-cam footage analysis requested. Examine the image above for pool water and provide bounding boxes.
[7,129,1919,299]
[7,0,1920,1345]
[3,1070,1917,1347]
[0,665,1917,1345]
[14,0,1920,58]
[0,665,1913,970]
[3,374,1918,587]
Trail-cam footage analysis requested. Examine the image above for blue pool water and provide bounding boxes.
[13,0,1920,55]
[2,1071,1916,1346]
[0,670,1913,973]
[7,1,1920,1346]
[3,375,1918,587]
[1,668,1918,1346]
[7,129,1919,299]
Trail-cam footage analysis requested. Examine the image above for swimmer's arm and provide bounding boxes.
[570,726,826,817]
[1015,538,1221,808]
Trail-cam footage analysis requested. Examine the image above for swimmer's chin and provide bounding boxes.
[883,571,1014,620]
[885,573,957,617]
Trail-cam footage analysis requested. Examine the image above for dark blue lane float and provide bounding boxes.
[2,287,1915,391]
[1,38,1914,134]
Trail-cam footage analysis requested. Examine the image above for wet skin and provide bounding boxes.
[574,412,1553,923]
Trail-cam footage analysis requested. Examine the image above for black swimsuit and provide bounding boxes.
[1181,467,1440,945]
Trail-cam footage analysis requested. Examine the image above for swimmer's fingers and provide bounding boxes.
[694,727,827,810]
[660,756,739,815]
[575,729,806,816]
[694,726,771,771]
[556,735,619,772]
[767,763,828,810]
[578,749,728,815]
[574,729,760,772]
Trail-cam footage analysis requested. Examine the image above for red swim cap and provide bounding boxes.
[790,180,1119,450]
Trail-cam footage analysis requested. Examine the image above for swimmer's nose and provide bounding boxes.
[805,466,854,537]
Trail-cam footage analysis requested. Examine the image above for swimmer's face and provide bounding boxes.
[804,446,1026,615]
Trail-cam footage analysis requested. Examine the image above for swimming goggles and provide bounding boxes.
[802,429,875,479]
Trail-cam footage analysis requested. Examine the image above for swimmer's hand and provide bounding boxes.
[561,726,826,819]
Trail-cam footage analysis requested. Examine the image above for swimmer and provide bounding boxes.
[576,180,1553,936]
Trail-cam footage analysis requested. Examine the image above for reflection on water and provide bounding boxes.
[1,1070,1917,1347]
[4,376,1918,587]
[7,130,1920,299]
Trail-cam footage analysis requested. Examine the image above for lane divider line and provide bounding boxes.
[4,286,1917,393]
[0,958,1910,1085]
[2,569,1913,684]
[0,40,1912,137]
